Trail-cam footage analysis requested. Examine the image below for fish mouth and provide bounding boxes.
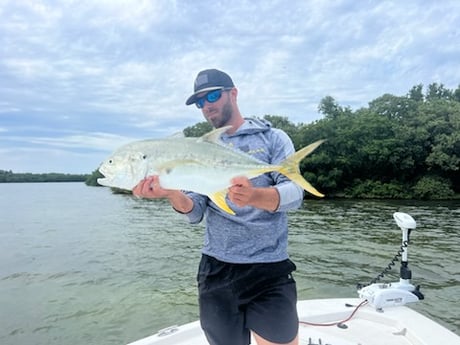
[97,168,106,185]
[97,177,108,186]
[96,174,135,191]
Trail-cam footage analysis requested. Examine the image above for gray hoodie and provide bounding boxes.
[182,118,304,263]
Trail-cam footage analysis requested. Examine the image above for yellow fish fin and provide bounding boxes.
[277,139,326,198]
[209,190,235,215]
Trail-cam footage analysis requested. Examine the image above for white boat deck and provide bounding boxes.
[126,298,460,345]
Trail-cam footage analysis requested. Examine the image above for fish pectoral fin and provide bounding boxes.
[209,190,235,215]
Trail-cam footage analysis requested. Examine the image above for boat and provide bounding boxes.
[126,212,460,345]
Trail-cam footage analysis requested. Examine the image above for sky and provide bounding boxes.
[1,0,459,174]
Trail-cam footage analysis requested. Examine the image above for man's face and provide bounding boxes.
[197,89,233,128]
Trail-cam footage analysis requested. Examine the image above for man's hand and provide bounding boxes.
[133,176,172,199]
[228,176,255,207]
[132,175,194,214]
[228,176,280,212]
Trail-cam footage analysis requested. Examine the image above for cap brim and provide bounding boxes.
[185,86,224,105]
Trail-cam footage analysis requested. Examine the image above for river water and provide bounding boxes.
[0,183,459,345]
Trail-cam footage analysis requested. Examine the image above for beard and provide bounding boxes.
[208,97,233,129]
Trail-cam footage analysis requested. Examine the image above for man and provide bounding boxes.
[134,69,302,345]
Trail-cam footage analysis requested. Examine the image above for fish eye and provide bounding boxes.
[142,154,147,160]
[108,159,113,164]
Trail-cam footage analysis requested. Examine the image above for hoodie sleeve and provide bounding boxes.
[269,129,304,212]
[172,191,207,224]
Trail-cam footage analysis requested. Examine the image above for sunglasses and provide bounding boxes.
[195,88,232,109]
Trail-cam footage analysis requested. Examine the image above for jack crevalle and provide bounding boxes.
[98,126,325,215]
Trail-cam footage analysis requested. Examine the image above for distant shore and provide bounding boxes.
[0,170,89,183]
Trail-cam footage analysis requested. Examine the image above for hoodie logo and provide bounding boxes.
[238,145,265,156]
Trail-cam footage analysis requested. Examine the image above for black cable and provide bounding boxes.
[356,241,408,289]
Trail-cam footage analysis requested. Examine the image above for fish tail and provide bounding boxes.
[278,140,325,198]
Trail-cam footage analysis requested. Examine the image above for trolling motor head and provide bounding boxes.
[393,212,416,232]
[357,212,424,310]
[393,212,416,242]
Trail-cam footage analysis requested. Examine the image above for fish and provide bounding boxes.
[97,126,325,215]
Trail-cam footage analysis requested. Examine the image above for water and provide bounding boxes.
[0,183,459,345]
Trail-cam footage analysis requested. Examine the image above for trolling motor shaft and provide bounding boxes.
[357,212,424,310]
[394,212,414,282]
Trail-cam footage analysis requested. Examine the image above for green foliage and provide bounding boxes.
[301,83,459,199]
[426,83,453,101]
[345,180,407,199]
[412,176,454,200]
[318,96,352,120]
[183,122,212,137]
[262,115,300,142]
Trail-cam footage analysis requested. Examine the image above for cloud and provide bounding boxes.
[1,0,459,173]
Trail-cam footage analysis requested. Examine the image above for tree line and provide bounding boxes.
[0,170,89,183]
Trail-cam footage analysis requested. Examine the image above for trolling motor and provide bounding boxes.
[357,212,424,310]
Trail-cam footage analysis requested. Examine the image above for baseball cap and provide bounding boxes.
[185,69,235,105]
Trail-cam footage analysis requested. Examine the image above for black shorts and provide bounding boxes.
[197,254,298,345]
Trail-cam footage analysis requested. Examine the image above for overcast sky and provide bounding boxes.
[1,0,459,174]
